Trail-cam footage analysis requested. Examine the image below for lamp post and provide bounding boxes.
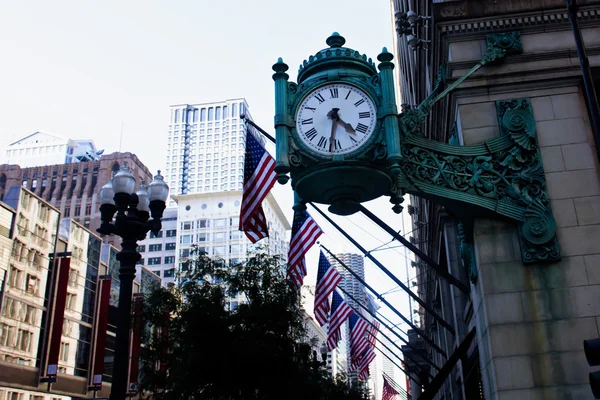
[97,163,169,400]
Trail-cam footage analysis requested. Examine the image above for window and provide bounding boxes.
[208,107,214,121]
[17,329,33,352]
[137,258,144,265]
[74,206,81,217]
[230,231,243,240]
[197,219,210,228]
[213,232,225,242]
[137,245,146,252]
[197,233,209,242]
[200,108,207,122]
[60,342,69,362]
[181,221,193,230]
[213,246,225,256]
[164,256,175,264]
[25,274,40,295]
[150,231,163,238]
[165,243,176,250]
[149,244,162,252]
[180,249,190,258]
[164,269,175,278]
[216,106,222,120]
[214,218,227,228]
[85,205,91,215]
[148,257,161,265]
[68,269,78,288]
[66,293,77,311]
[180,235,192,244]
[64,207,70,217]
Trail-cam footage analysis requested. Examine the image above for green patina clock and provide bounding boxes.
[273,32,401,216]
[273,31,562,265]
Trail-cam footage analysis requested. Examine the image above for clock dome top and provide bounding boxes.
[296,32,378,84]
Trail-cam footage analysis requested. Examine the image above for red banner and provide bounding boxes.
[129,294,144,391]
[46,256,71,376]
[91,275,111,386]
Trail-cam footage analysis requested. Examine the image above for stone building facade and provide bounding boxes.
[391,0,600,399]
[0,152,153,248]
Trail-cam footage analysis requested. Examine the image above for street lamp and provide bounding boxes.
[97,163,169,400]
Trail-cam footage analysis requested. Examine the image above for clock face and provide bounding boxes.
[295,83,377,157]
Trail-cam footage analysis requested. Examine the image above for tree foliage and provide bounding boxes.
[140,248,366,400]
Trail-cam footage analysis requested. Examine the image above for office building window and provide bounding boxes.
[166,230,176,237]
[165,243,176,250]
[197,233,209,242]
[137,245,145,252]
[148,257,161,265]
[208,107,214,121]
[164,268,175,278]
[181,221,192,230]
[150,231,163,238]
[197,219,210,228]
[164,256,175,264]
[149,244,162,252]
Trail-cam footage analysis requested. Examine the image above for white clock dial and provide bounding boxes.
[295,83,377,156]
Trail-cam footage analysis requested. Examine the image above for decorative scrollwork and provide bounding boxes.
[398,97,560,263]
[482,32,523,65]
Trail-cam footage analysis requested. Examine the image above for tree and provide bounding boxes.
[140,247,366,400]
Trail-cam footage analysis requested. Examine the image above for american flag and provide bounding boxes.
[358,347,376,380]
[326,290,352,351]
[367,320,380,347]
[349,312,369,364]
[314,251,342,326]
[382,376,400,400]
[239,130,277,243]
[287,211,322,287]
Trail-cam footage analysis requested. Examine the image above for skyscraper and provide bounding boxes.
[327,253,367,384]
[138,98,289,285]
[163,99,252,207]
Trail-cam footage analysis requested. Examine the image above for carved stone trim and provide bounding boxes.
[438,7,600,35]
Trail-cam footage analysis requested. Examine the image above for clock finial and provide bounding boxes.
[326,32,346,48]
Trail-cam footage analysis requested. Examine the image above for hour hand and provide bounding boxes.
[336,118,355,134]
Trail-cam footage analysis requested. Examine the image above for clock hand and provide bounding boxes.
[329,116,337,152]
[335,116,356,134]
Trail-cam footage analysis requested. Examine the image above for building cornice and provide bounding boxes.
[433,0,600,23]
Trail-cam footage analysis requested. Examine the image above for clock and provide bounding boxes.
[295,83,377,157]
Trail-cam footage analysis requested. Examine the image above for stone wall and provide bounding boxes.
[457,83,600,399]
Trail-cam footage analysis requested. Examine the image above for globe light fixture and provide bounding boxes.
[96,168,168,400]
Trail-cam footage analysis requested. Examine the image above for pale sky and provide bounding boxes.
[0,0,417,384]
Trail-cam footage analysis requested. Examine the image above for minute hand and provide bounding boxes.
[336,117,356,134]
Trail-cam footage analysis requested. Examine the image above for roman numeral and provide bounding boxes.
[354,99,365,107]
[317,136,327,149]
[333,139,342,150]
[305,106,316,112]
[329,88,338,99]
[349,136,358,144]
[359,112,371,119]
[301,118,313,125]
[305,128,318,141]
[345,90,351,100]
[356,123,368,134]
[315,93,325,104]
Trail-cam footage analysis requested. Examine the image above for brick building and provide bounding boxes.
[0,152,153,248]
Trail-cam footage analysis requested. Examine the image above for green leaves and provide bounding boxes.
[139,250,366,400]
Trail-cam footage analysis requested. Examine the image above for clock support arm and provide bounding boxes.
[272,57,294,184]
[377,47,404,212]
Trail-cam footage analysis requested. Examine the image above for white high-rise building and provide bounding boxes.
[172,191,290,306]
[4,132,101,168]
[140,98,290,289]
[164,99,253,208]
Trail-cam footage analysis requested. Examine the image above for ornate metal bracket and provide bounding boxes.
[395,31,559,264]
[399,32,523,137]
